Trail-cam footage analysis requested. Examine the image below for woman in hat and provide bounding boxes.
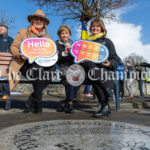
[9,9,53,114]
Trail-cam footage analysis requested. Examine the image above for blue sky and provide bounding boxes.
[0,0,150,61]
[120,0,150,44]
[0,0,149,42]
[0,0,77,41]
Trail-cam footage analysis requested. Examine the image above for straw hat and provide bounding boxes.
[27,9,49,25]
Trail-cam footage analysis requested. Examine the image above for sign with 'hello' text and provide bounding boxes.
[20,38,58,67]
[71,40,109,63]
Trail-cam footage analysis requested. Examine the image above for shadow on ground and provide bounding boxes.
[0,98,95,114]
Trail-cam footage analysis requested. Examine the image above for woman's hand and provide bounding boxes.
[82,60,88,63]
[101,60,110,68]
[20,53,28,60]
[64,46,71,54]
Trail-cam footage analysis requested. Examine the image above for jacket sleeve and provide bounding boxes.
[8,37,14,47]
[107,39,119,70]
[10,30,24,60]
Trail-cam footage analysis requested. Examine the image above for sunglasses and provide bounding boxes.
[33,17,44,21]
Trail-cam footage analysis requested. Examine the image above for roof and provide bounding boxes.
[140,62,150,67]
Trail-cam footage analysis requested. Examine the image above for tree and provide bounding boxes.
[123,53,147,66]
[0,10,15,30]
[30,0,132,24]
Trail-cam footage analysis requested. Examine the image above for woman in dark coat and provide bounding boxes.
[56,25,78,113]
[82,19,118,117]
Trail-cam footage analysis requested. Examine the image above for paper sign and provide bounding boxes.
[20,38,57,66]
[71,40,109,63]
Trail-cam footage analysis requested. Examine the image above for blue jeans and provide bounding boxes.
[2,83,10,95]
[138,80,144,97]
[65,85,79,101]
[84,85,91,94]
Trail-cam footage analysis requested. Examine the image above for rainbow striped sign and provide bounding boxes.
[71,40,109,64]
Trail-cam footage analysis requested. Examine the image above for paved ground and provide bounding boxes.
[0,95,150,131]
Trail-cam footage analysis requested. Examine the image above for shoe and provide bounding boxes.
[5,97,11,110]
[85,93,93,97]
[57,103,66,112]
[2,95,8,100]
[64,104,74,114]
[93,104,111,117]
[25,93,35,109]
[33,100,42,114]
[127,96,133,99]
[120,96,125,99]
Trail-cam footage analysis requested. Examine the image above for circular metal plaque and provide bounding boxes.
[0,120,149,150]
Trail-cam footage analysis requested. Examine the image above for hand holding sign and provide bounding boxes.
[20,53,28,60]
[71,40,109,64]
[20,38,58,67]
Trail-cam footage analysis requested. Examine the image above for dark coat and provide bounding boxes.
[0,33,14,52]
[93,37,119,71]
[86,36,119,90]
[55,40,74,67]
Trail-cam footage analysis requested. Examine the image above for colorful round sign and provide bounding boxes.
[71,40,109,63]
[20,38,58,67]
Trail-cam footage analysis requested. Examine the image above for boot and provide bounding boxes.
[64,103,74,114]
[34,100,42,114]
[93,104,111,117]
[25,93,35,109]
[57,103,67,112]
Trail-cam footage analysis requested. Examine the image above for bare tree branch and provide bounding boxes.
[123,53,147,66]
[29,0,133,22]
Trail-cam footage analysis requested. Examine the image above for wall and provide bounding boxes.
[2,80,149,96]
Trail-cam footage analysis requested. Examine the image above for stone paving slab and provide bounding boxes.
[0,120,150,150]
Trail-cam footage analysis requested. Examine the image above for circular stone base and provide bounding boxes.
[0,120,150,150]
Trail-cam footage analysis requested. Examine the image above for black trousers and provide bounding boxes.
[81,61,115,106]
[65,85,79,101]
[58,64,79,102]
[20,61,55,103]
[119,80,124,97]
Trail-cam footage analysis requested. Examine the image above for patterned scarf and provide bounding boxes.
[87,32,105,41]
[58,39,72,47]
[30,26,47,37]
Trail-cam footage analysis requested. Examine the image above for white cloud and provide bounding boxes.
[75,9,150,63]
[105,20,150,63]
